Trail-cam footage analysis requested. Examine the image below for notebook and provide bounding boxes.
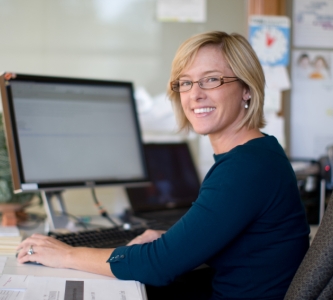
[125,142,202,230]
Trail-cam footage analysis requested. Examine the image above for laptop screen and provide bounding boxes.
[126,142,201,213]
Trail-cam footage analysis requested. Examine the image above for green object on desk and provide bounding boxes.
[0,113,37,204]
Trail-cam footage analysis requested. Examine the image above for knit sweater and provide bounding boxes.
[110,135,309,299]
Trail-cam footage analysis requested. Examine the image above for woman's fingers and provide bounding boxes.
[16,234,46,258]
[127,234,145,246]
[127,229,166,245]
[16,235,73,268]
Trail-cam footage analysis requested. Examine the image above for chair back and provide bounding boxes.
[284,193,333,299]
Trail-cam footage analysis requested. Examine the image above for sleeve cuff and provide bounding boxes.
[107,246,133,280]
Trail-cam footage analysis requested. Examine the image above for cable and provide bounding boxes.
[91,188,119,227]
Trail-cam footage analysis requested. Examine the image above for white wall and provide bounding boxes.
[0,0,247,97]
[0,0,248,216]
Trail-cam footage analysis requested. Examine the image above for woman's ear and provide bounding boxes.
[242,89,251,101]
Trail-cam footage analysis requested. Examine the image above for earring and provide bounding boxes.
[244,94,250,109]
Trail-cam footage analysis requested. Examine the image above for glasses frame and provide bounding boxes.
[170,76,239,93]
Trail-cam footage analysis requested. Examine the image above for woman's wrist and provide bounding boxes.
[63,246,77,269]
[64,246,115,277]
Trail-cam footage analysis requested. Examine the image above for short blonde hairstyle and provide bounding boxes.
[167,31,266,132]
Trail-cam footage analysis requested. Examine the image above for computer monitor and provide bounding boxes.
[0,72,149,229]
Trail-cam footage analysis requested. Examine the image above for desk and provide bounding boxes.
[0,215,147,300]
[0,255,147,300]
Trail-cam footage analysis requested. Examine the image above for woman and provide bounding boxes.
[17,31,309,300]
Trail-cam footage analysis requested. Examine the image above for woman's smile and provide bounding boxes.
[193,107,216,115]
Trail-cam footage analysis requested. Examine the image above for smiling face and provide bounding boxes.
[179,45,250,139]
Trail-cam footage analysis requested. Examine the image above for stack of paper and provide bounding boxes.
[0,274,27,300]
[0,226,22,256]
[0,274,147,300]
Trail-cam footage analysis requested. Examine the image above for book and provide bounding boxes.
[0,226,22,255]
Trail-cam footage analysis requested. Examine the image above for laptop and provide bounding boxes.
[125,142,202,230]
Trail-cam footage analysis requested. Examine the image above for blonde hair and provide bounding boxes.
[167,31,266,132]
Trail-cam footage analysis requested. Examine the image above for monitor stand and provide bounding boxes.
[41,191,71,231]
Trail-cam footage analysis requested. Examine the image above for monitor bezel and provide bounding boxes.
[0,72,149,193]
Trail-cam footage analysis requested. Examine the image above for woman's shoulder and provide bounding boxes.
[203,134,295,192]
[207,135,292,183]
[214,134,286,163]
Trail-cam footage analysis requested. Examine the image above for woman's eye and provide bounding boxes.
[207,77,219,82]
[180,81,191,86]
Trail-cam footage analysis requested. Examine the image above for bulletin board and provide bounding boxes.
[290,0,333,159]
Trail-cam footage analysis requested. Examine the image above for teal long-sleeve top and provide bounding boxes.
[109,135,310,300]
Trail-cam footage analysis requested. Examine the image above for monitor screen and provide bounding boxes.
[126,142,201,212]
[0,73,149,193]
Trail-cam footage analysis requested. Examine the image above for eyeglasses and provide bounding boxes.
[170,76,239,93]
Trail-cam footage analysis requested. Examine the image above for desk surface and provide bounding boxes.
[2,255,112,279]
[1,255,147,300]
[0,215,147,299]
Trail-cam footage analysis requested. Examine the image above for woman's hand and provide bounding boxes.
[127,229,166,246]
[16,234,114,277]
[16,233,73,268]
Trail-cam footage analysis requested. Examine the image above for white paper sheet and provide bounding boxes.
[23,276,145,300]
[0,227,20,237]
[0,275,29,291]
[290,50,333,158]
[264,88,281,113]
[1,257,146,299]
[0,257,7,275]
[263,65,291,91]
[293,0,333,48]
[0,290,24,300]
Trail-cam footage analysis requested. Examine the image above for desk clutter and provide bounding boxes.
[0,256,147,300]
[0,225,147,299]
[0,226,22,256]
[291,157,333,225]
[0,222,149,300]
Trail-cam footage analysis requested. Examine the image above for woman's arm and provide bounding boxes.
[16,229,165,276]
[16,233,115,277]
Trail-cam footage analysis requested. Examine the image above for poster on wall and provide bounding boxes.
[249,15,290,66]
[293,0,333,48]
[249,16,291,148]
[156,0,206,23]
[290,49,333,159]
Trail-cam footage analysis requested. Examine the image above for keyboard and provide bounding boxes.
[48,226,147,248]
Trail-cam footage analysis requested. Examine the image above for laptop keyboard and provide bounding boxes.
[48,226,147,248]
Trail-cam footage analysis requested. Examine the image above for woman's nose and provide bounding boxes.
[189,82,206,101]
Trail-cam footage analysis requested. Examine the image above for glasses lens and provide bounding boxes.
[171,81,180,92]
[199,77,222,89]
[171,77,226,92]
[171,80,192,92]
